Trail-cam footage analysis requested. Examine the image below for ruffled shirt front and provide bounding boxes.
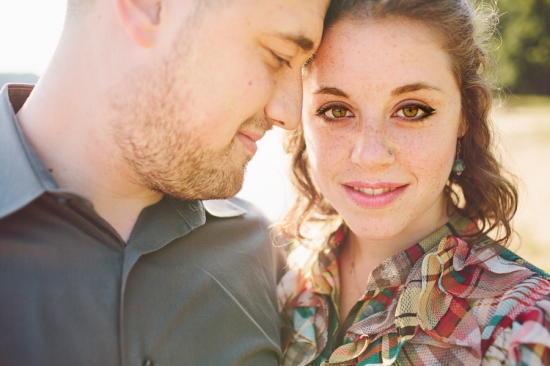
[278,216,550,365]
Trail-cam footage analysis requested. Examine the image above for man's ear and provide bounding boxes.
[115,0,163,48]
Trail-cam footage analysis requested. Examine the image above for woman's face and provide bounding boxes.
[302,18,463,243]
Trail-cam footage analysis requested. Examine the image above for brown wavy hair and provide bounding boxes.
[280,0,518,249]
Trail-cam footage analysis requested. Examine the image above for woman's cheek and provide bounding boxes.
[305,126,343,188]
[411,140,455,191]
[305,125,331,163]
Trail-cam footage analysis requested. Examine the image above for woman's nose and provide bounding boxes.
[350,123,395,169]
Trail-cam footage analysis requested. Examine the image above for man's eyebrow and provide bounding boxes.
[313,86,349,98]
[391,83,442,96]
[280,34,315,52]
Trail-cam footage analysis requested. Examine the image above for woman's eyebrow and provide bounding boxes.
[391,83,442,96]
[313,86,349,98]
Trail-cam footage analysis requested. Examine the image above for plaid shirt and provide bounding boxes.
[278,215,550,365]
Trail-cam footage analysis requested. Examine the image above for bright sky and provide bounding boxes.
[0,1,67,75]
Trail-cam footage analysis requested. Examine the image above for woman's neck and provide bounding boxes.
[351,200,452,266]
[338,202,452,322]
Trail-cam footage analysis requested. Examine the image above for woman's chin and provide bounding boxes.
[346,221,404,243]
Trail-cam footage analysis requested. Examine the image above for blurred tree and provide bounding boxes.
[494,0,550,95]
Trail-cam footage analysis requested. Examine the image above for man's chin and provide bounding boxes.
[157,166,247,201]
[200,168,246,200]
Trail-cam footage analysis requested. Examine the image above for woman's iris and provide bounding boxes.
[403,106,419,117]
[331,107,348,118]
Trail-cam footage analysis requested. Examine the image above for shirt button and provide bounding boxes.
[381,268,397,278]
[57,196,67,204]
[143,359,154,366]
[189,202,200,212]
[363,304,375,317]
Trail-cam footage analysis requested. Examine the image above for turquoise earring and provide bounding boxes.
[452,140,465,175]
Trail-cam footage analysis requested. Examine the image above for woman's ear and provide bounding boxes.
[458,122,467,138]
[114,0,163,48]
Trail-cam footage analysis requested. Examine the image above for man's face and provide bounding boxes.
[112,0,328,201]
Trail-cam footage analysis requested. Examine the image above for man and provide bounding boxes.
[0,0,329,364]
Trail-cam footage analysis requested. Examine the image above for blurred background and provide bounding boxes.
[1,0,549,271]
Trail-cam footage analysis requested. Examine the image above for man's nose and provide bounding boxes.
[264,68,302,130]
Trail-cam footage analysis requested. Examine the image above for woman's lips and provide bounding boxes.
[343,182,407,209]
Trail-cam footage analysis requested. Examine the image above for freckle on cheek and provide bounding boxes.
[248,81,252,86]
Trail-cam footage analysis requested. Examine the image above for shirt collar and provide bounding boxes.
[0,84,58,219]
[362,214,472,291]
[312,214,474,296]
[203,199,247,217]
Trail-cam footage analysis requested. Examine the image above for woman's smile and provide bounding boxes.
[343,181,408,209]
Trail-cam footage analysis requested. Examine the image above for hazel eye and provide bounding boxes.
[316,104,355,121]
[330,107,349,118]
[403,106,420,117]
[394,103,435,120]
[323,106,353,119]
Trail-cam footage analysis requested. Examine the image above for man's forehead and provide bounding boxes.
[244,0,328,49]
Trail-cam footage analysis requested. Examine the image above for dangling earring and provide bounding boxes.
[452,140,465,175]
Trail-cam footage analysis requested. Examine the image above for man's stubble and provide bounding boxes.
[110,31,272,201]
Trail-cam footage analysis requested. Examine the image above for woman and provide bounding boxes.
[277,0,550,365]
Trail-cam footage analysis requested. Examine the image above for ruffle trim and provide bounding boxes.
[281,235,550,365]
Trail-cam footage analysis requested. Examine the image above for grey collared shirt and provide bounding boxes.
[0,84,283,366]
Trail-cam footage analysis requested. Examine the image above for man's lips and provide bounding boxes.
[238,130,264,142]
[236,130,265,155]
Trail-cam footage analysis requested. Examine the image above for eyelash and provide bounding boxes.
[393,102,436,120]
[315,102,436,122]
[272,51,291,68]
[315,103,354,121]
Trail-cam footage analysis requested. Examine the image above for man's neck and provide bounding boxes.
[15,76,163,242]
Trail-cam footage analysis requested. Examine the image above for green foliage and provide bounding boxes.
[493,0,550,95]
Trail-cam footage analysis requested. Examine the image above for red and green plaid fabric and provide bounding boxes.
[278,215,550,365]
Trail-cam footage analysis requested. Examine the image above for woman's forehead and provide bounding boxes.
[304,18,455,95]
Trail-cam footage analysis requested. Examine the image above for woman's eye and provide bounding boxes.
[329,107,350,118]
[403,106,421,117]
[395,104,435,120]
[320,106,353,119]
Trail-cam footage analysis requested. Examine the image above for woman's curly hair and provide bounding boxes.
[279,0,518,249]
